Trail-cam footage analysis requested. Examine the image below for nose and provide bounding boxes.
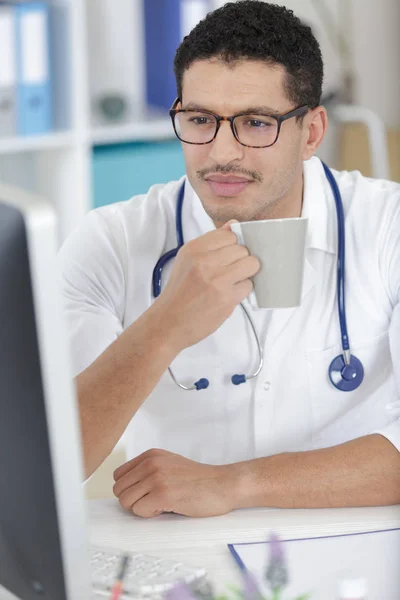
[207,120,245,164]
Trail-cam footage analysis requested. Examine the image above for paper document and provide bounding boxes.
[229,528,400,600]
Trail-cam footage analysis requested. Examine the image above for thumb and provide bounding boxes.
[220,219,239,231]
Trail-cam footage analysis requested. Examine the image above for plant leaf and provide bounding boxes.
[226,584,245,599]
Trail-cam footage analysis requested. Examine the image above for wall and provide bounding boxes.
[350,0,400,128]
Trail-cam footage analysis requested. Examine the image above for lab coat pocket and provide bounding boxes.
[305,330,395,449]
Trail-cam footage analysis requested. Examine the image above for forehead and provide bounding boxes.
[181,58,290,113]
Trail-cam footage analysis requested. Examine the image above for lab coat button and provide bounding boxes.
[263,381,271,391]
[385,401,400,415]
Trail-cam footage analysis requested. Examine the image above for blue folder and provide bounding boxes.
[143,0,210,111]
[15,2,52,136]
[144,0,181,111]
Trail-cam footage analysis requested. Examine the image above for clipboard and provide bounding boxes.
[228,528,400,600]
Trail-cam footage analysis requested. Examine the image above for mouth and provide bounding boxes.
[204,175,253,197]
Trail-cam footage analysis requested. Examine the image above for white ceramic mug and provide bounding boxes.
[230,217,308,309]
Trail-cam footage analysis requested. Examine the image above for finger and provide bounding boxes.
[117,478,153,512]
[233,279,254,303]
[184,228,238,253]
[113,448,165,482]
[220,219,239,231]
[113,459,151,497]
[221,254,260,285]
[113,453,147,482]
[211,243,250,267]
[130,491,170,519]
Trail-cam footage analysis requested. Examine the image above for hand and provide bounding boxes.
[152,221,260,353]
[113,448,238,518]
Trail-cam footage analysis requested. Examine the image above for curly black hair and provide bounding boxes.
[174,0,324,110]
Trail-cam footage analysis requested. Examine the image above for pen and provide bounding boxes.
[228,544,264,600]
[109,554,130,600]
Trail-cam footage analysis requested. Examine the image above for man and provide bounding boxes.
[59,0,400,517]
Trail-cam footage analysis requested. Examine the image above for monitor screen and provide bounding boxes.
[0,192,89,600]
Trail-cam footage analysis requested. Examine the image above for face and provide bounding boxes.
[178,58,326,226]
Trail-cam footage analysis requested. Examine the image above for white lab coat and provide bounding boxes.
[58,157,400,464]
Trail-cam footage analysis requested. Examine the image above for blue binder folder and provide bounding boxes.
[144,0,210,111]
[15,2,52,136]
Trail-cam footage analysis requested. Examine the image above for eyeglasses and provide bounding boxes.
[169,98,308,149]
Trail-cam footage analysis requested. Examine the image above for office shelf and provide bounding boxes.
[0,131,76,155]
[90,115,174,146]
[0,0,181,243]
[0,0,91,243]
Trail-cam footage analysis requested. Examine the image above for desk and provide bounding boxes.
[88,500,400,594]
[1,500,400,599]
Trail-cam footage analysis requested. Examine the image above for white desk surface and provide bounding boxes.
[1,500,400,599]
[87,500,400,594]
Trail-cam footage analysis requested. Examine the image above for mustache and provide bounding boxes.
[197,164,262,182]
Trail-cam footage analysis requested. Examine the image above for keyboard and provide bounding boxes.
[90,545,207,598]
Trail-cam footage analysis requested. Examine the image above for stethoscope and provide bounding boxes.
[152,161,364,393]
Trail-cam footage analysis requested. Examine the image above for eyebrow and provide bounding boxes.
[182,102,282,115]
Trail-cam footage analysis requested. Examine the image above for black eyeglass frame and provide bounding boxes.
[169,98,309,148]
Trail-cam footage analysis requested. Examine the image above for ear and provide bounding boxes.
[301,106,328,161]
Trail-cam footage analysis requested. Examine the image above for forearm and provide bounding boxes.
[76,304,178,479]
[232,434,400,509]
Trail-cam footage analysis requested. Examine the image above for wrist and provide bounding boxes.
[223,458,278,510]
[218,461,261,511]
[142,301,185,359]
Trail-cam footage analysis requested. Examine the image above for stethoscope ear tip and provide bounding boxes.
[195,378,210,390]
[232,374,246,385]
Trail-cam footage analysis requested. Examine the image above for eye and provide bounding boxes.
[246,119,272,128]
[188,116,214,125]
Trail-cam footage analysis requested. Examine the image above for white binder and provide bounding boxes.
[15,1,52,136]
[180,0,210,38]
[0,5,17,137]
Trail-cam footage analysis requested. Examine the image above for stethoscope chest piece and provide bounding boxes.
[329,353,364,391]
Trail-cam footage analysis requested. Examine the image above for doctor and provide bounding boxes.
[59,0,400,517]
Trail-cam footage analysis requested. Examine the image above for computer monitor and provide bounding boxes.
[0,183,91,600]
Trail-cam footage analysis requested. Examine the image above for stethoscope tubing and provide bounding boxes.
[321,162,350,355]
[151,161,364,392]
